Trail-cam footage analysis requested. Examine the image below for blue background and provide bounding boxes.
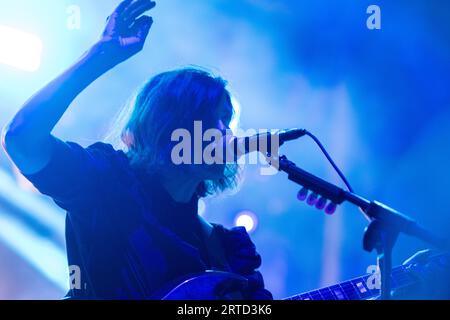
[0,0,449,299]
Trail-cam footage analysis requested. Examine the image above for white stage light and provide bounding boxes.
[234,210,258,233]
[0,25,43,72]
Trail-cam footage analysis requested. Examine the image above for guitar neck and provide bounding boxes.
[285,265,415,300]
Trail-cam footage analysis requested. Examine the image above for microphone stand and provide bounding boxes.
[277,155,448,300]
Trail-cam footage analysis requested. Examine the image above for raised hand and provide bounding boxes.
[96,0,156,66]
[2,3,156,177]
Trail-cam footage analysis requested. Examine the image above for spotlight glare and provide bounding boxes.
[234,211,258,233]
[0,25,43,72]
[198,199,206,217]
[229,95,241,133]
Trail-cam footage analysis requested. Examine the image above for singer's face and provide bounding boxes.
[190,95,233,180]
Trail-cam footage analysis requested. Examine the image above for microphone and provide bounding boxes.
[276,128,308,145]
[225,128,307,161]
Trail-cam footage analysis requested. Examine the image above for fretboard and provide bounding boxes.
[284,265,415,300]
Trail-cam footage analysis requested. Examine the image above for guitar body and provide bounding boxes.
[155,271,249,300]
[152,253,449,300]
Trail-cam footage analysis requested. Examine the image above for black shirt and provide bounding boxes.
[25,138,272,300]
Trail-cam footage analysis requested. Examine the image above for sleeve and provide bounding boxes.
[23,137,118,212]
[221,226,273,300]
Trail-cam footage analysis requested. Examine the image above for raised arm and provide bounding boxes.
[2,0,156,175]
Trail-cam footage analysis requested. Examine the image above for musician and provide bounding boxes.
[2,0,272,300]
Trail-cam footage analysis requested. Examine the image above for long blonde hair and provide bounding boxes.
[107,67,241,197]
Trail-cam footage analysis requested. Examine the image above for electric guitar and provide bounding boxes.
[155,253,449,300]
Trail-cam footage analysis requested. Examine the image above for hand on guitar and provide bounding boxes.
[392,249,450,299]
